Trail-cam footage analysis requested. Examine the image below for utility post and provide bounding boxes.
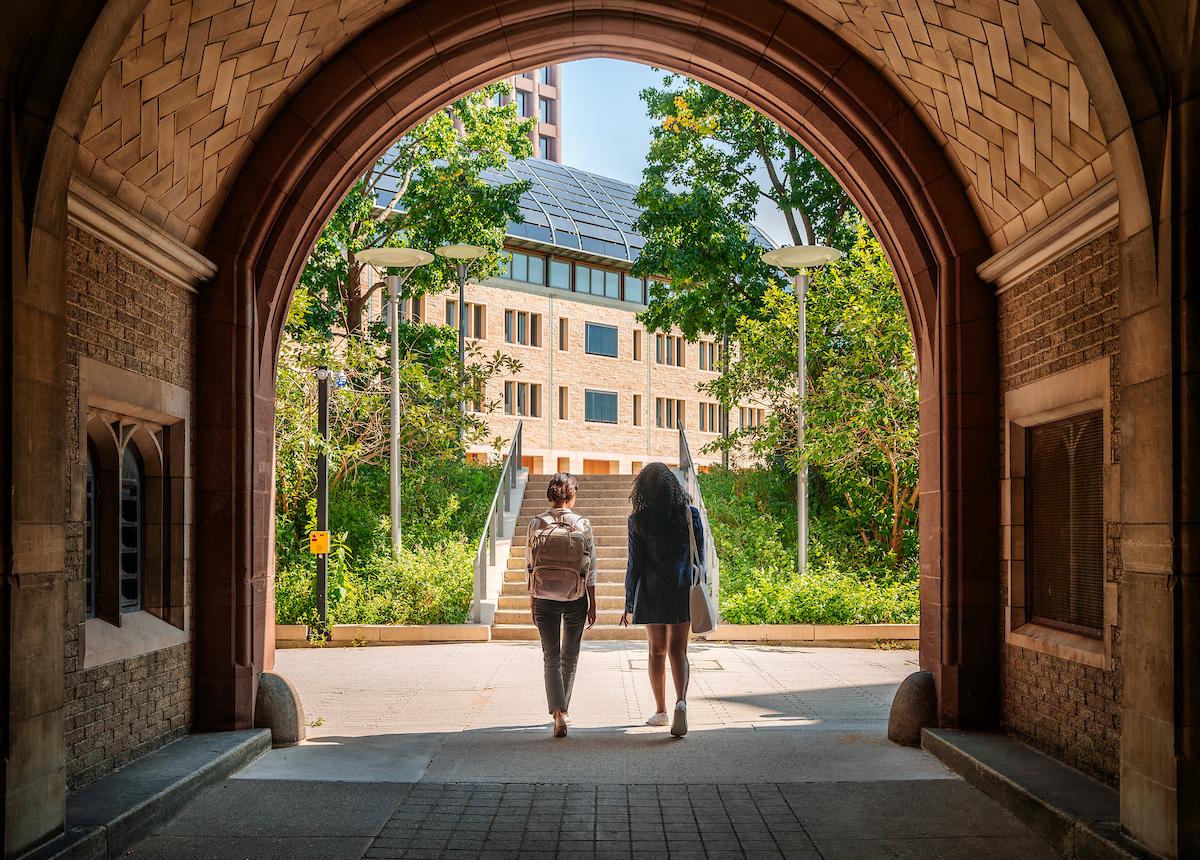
[761,244,842,578]
[314,365,331,625]
[434,244,488,442]
[356,247,433,558]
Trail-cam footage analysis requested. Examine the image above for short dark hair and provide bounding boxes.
[547,472,578,505]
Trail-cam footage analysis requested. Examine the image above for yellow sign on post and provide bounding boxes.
[309,531,330,555]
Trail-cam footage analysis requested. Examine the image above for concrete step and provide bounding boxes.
[528,474,636,484]
[491,624,646,641]
[519,507,632,517]
[502,574,626,591]
[508,536,628,555]
[504,556,628,570]
[515,514,629,526]
[498,595,626,610]
[500,580,625,597]
[493,609,627,626]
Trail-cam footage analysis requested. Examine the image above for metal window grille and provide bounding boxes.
[1026,410,1104,637]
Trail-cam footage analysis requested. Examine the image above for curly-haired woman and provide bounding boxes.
[620,462,703,737]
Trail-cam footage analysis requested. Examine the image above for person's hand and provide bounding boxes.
[587,601,597,629]
[619,612,630,627]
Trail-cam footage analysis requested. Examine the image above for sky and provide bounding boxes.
[557,58,791,247]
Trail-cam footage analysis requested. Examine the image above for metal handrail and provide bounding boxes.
[472,421,523,622]
[678,429,720,619]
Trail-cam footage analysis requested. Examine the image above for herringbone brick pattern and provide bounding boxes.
[77,0,1107,252]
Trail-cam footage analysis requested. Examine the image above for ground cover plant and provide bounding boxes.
[698,466,918,625]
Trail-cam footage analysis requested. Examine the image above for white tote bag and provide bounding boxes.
[687,510,718,635]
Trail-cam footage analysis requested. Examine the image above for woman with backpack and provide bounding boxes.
[620,462,704,738]
[526,472,597,738]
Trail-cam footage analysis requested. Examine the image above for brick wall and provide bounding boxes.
[62,224,195,788]
[997,228,1121,784]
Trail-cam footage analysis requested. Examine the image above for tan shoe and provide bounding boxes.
[553,712,568,738]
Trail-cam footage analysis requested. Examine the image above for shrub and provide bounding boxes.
[698,466,918,625]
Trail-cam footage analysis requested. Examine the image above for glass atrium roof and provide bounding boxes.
[372,156,776,265]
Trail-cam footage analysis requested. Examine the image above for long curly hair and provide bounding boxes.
[629,462,691,535]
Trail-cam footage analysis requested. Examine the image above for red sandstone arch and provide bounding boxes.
[196,0,998,731]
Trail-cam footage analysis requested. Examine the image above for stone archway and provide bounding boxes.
[193,0,999,734]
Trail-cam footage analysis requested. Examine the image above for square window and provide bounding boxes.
[549,260,570,290]
[584,323,618,357]
[585,390,618,424]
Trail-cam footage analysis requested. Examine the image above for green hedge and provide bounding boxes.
[698,467,919,625]
[274,457,497,626]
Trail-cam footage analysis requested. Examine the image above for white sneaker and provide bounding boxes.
[562,714,572,725]
[670,701,688,737]
[645,712,670,727]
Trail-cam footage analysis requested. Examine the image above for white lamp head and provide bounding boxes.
[435,244,488,261]
[356,247,434,268]
[761,245,842,269]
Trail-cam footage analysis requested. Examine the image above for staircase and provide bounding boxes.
[491,473,646,640]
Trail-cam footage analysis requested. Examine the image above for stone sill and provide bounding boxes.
[83,611,188,669]
[1008,622,1105,669]
[275,624,491,647]
[702,623,918,644]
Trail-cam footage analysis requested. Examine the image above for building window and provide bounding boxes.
[739,407,765,429]
[539,137,550,159]
[400,296,423,322]
[656,398,685,429]
[538,66,550,84]
[633,394,642,427]
[624,275,645,305]
[504,310,542,346]
[445,300,486,339]
[119,445,143,612]
[516,91,530,116]
[504,382,541,417]
[503,251,546,285]
[86,443,97,619]
[584,323,618,357]
[633,330,642,361]
[585,390,618,424]
[656,334,685,367]
[539,97,551,123]
[558,386,568,420]
[549,259,571,290]
[699,341,718,371]
[699,402,719,433]
[558,318,568,350]
[1026,411,1104,638]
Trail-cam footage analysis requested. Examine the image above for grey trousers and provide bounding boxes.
[532,596,588,714]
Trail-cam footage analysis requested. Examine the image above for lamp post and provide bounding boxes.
[357,247,434,557]
[314,365,331,625]
[435,244,488,439]
[761,244,842,577]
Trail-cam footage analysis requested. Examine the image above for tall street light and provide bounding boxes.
[761,244,842,577]
[435,244,488,439]
[357,247,434,558]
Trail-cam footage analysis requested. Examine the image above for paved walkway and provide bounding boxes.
[128,642,1060,859]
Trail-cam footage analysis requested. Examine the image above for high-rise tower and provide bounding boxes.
[503,65,562,161]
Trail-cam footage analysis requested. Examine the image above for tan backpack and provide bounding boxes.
[527,513,588,601]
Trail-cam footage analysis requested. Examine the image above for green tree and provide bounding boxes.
[297,81,534,336]
[274,287,521,522]
[708,224,919,566]
[631,76,858,340]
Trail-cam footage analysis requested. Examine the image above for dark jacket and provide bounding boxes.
[624,505,704,615]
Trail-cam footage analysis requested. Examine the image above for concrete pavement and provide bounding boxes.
[126,642,1060,858]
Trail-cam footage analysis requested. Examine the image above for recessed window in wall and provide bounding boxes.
[633,394,643,426]
[655,333,685,367]
[1026,411,1104,637]
[585,390,618,424]
[538,66,550,84]
[633,330,642,361]
[558,386,568,420]
[656,397,685,429]
[505,310,542,347]
[516,91,530,115]
[558,318,569,350]
[739,407,764,429]
[549,259,571,290]
[624,275,645,305]
[699,402,719,433]
[539,137,550,159]
[504,381,542,418]
[445,300,486,338]
[119,445,143,612]
[539,97,551,123]
[585,323,618,357]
